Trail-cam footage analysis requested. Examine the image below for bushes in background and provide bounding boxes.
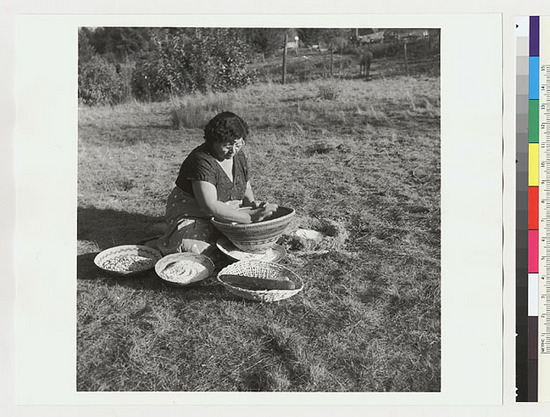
[131,29,255,102]
[78,55,130,105]
[78,29,131,105]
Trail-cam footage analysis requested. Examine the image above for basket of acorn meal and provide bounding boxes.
[94,245,162,277]
[217,260,303,302]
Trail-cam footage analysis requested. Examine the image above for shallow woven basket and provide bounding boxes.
[94,245,162,277]
[217,260,303,302]
[211,206,295,253]
[155,253,215,287]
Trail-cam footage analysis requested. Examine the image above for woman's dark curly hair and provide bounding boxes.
[204,112,249,144]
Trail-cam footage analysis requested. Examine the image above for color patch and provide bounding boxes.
[530,16,540,56]
[529,186,539,230]
[529,274,539,316]
[529,143,540,186]
[530,100,540,143]
[530,57,540,99]
[529,230,539,273]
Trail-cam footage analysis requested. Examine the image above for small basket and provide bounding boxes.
[217,260,303,302]
[94,245,162,277]
[155,253,215,287]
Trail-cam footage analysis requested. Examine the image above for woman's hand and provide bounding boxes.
[193,180,278,224]
[249,200,266,209]
[250,203,278,223]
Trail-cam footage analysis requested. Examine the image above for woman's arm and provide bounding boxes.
[193,181,277,224]
[193,181,252,223]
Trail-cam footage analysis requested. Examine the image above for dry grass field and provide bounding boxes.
[77,74,440,392]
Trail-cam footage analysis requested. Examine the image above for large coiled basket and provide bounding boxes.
[211,206,295,253]
[217,260,303,302]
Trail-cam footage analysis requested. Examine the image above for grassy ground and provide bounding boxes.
[77,75,440,392]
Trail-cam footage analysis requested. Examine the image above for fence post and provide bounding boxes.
[282,33,288,85]
[403,40,409,76]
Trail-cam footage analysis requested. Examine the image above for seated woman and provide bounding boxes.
[156,111,277,256]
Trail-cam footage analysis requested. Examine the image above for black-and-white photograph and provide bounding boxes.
[76,26,441,392]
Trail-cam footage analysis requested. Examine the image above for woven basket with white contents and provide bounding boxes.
[155,253,215,287]
[217,260,303,302]
[94,245,162,277]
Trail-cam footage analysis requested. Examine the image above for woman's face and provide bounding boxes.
[211,137,244,160]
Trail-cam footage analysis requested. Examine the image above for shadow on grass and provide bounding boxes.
[78,205,162,289]
[78,206,164,250]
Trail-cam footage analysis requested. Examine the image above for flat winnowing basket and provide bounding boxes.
[217,260,303,302]
[94,245,162,277]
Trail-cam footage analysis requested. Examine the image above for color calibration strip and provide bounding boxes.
[519,15,550,402]
[529,15,539,403]
[516,15,531,402]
